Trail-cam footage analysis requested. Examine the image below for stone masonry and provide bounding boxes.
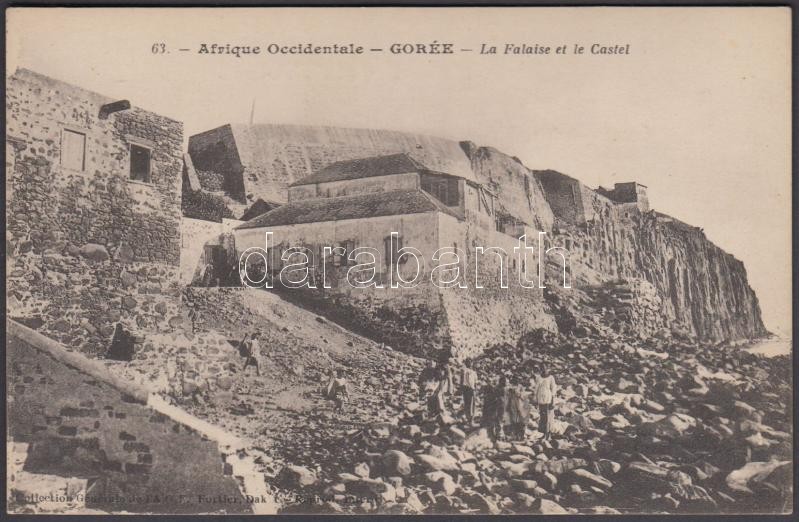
[6,69,184,356]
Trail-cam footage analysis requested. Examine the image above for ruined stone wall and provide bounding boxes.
[7,322,249,514]
[6,68,183,356]
[531,169,586,226]
[186,125,246,201]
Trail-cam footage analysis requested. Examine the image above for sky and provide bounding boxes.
[7,7,792,336]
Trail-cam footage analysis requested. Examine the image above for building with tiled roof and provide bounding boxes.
[232,151,553,359]
[237,189,460,229]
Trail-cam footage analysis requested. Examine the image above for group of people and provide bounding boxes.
[420,356,558,441]
[232,330,556,438]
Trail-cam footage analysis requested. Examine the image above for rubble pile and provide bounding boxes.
[277,331,791,514]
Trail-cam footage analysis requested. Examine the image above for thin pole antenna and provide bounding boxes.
[249,99,256,125]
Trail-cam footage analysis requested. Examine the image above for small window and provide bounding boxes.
[340,240,355,267]
[384,235,406,266]
[61,129,86,171]
[129,143,151,183]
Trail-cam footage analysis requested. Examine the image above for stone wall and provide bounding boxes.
[6,68,183,356]
[7,321,253,514]
[436,214,557,359]
[236,212,451,357]
[532,169,588,226]
[186,124,246,200]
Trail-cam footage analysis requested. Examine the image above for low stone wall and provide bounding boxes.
[7,320,273,514]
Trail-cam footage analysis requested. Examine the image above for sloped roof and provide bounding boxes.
[290,153,424,187]
[239,198,283,221]
[236,189,460,229]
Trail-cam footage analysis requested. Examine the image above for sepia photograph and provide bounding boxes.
[4,6,794,515]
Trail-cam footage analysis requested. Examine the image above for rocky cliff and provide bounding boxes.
[458,140,766,344]
[543,208,768,343]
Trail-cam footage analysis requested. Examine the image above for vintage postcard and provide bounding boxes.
[5,6,793,515]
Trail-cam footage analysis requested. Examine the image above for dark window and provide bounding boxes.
[384,235,406,266]
[421,176,459,206]
[333,241,354,267]
[130,144,151,182]
[341,240,355,267]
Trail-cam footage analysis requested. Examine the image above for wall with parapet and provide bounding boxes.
[236,211,557,359]
[7,320,273,514]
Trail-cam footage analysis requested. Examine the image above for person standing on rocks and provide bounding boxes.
[428,358,453,417]
[535,365,557,440]
[506,377,530,440]
[418,359,438,402]
[460,359,478,424]
[330,368,349,412]
[242,332,261,376]
[482,376,509,440]
[189,303,201,333]
[438,356,454,397]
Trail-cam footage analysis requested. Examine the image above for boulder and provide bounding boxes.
[449,426,467,443]
[530,458,587,476]
[79,243,110,262]
[404,491,425,512]
[354,462,370,479]
[383,450,412,476]
[529,498,568,514]
[346,478,396,503]
[639,413,695,440]
[424,471,457,495]
[463,492,500,514]
[510,479,539,492]
[726,460,791,494]
[499,460,529,478]
[276,465,317,488]
[568,468,613,490]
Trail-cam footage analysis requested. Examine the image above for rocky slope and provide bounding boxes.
[277,332,791,515]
